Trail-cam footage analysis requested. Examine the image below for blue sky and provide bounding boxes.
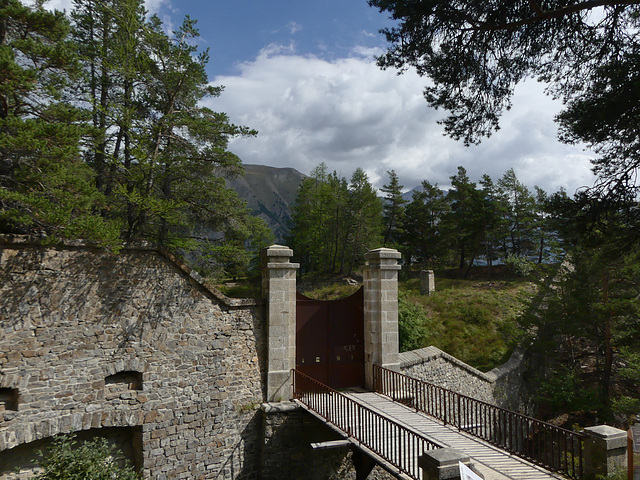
[41,0,597,195]
[168,1,395,76]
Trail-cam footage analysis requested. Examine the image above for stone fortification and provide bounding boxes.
[0,236,264,479]
[0,236,532,479]
[399,346,526,409]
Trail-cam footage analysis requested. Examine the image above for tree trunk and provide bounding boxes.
[601,271,613,414]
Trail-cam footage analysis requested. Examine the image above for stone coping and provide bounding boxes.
[0,234,257,308]
[399,346,495,383]
[399,346,524,384]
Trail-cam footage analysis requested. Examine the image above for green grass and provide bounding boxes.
[218,267,537,373]
[214,279,261,299]
[298,282,360,300]
[400,276,535,371]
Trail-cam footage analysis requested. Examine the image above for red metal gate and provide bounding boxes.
[296,288,365,389]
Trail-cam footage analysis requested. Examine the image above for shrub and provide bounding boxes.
[398,292,429,352]
[35,434,141,480]
[504,255,535,277]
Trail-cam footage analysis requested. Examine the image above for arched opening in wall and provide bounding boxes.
[0,388,18,412]
[105,371,143,399]
[0,426,143,478]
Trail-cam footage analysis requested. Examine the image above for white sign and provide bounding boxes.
[459,461,483,480]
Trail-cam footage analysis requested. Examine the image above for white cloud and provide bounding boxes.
[34,0,169,15]
[209,51,596,195]
[25,0,73,11]
[288,21,302,34]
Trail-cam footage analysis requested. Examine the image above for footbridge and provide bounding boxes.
[293,366,584,480]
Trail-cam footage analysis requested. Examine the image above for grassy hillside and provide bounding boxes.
[399,273,535,372]
[297,269,535,373]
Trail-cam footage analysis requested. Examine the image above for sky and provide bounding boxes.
[39,0,597,195]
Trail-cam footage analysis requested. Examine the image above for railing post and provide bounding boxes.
[291,369,296,399]
[443,390,447,426]
[419,448,476,480]
[583,425,627,480]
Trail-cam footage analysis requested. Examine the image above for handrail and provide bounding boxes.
[373,364,585,480]
[292,369,444,480]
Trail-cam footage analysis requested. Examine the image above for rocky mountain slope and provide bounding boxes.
[228,164,306,242]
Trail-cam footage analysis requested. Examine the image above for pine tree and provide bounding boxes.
[68,0,270,275]
[345,168,382,274]
[442,166,485,273]
[381,170,406,247]
[478,174,510,278]
[402,180,449,268]
[497,168,537,258]
[0,0,119,244]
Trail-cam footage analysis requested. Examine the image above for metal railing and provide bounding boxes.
[374,364,585,479]
[292,369,444,480]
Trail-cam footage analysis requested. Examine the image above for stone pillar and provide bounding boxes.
[419,448,480,480]
[583,425,627,480]
[363,247,401,390]
[262,245,299,402]
[421,269,436,296]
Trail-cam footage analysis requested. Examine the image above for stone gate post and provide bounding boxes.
[421,269,436,296]
[262,245,299,402]
[363,247,401,390]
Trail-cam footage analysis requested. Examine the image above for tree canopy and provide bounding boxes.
[287,163,382,276]
[0,0,119,242]
[0,0,271,277]
[369,0,639,143]
[368,0,640,210]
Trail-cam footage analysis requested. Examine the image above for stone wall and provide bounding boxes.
[0,236,265,479]
[260,402,400,480]
[399,346,526,408]
[0,235,530,479]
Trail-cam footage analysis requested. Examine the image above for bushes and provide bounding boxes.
[504,255,535,277]
[398,292,429,352]
[35,434,141,480]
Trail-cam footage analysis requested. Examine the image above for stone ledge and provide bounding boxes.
[399,347,494,383]
[399,346,525,386]
[261,401,300,414]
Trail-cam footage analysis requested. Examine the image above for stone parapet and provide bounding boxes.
[399,346,526,407]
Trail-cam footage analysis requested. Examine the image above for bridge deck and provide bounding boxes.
[341,391,564,480]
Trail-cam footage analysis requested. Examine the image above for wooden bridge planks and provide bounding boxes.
[345,392,565,480]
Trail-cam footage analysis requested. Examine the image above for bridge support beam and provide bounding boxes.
[351,447,376,480]
[363,247,401,390]
[262,245,299,402]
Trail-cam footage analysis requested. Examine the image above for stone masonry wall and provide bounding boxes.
[399,346,526,408]
[260,402,400,480]
[0,236,265,479]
